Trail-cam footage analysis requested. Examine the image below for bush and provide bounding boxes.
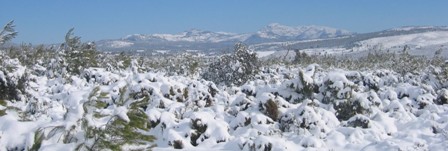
[63,28,100,75]
[190,119,208,146]
[172,140,184,149]
[436,89,448,105]
[260,99,279,121]
[346,115,370,128]
[202,43,260,86]
[0,58,28,101]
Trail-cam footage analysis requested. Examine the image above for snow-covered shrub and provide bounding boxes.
[279,100,339,137]
[82,67,119,84]
[172,140,184,149]
[436,89,448,105]
[0,57,27,101]
[202,43,260,86]
[393,50,428,75]
[284,65,318,103]
[259,99,279,121]
[239,136,273,151]
[345,114,371,128]
[318,71,356,104]
[188,110,231,146]
[293,49,314,65]
[76,83,155,150]
[228,93,256,116]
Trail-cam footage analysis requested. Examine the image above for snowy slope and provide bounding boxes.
[345,31,448,58]
[256,23,351,39]
[358,31,448,49]
[260,30,448,60]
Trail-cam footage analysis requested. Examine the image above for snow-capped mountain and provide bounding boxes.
[122,29,248,43]
[96,24,448,54]
[120,23,351,43]
[96,23,352,51]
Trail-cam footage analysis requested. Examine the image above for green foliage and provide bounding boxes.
[117,52,132,70]
[79,85,155,151]
[29,129,44,151]
[0,99,6,106]
[89,115,155,150]
[63,28,99,75]
[0,109,6,116]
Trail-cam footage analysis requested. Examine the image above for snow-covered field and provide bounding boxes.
[260,31,448,60]
[103,41,134,48]
[1,55,448,150]
[359,31,448,48]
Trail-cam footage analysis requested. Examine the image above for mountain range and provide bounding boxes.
[96,23,352,52]
[96,23,448,53]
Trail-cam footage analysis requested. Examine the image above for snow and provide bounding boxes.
[258,30,448,60]
[1,56,448,151]
[257,23,351,39]
[124,30,246,43]
[115,23,351,45]
[359,31,448,48]
[256,51,276,58]
[105,40,134,48]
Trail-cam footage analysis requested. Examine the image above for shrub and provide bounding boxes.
[63,28,100,75]
[172,140,184,149]
[202,43,260,86]
[260,99,279,121]
[190,119,207,146]
[346,115,370,128]
[0,58,28,101]
[436,89,448,105]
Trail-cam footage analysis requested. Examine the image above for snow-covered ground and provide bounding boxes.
[359,31,448,48]
[260,31,448,60]
[256,51,277,58]
[103,40,134,48]
[1,56,447,150]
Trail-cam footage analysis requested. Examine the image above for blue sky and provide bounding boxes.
[1,0,448,44]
